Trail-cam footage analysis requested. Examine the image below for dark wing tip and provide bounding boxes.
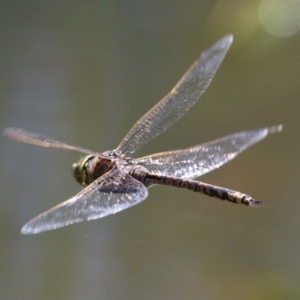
[3,127,17,137]
[215,34,234,51]
[21,224,36,235]
[224,34,234,43]
[268,125,283,133]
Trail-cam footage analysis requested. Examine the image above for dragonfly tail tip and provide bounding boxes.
[248,199,262,207]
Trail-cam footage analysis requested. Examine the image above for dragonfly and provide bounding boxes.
[4,35,282,234]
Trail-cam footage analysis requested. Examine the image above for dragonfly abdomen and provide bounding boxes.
[131,168,261,207]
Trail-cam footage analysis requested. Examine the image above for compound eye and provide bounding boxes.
[71,156,91,186]
[71,162,82,184]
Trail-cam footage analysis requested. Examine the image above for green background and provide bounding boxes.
[1,1,300,299]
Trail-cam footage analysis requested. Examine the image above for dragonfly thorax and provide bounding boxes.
[72,155,116,186]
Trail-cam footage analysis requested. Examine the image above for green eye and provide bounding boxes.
[72,155,93,186]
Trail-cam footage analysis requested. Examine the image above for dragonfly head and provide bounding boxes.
[72,155,94,186]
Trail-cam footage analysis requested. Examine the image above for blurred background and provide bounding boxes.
[1,1,300,299]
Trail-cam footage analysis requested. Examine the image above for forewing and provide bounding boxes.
[117,35,233,154]
[136,126,282,179]
[21,169,148,234]
[3,127,99,155]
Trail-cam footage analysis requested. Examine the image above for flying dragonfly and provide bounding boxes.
[4,35,282,234]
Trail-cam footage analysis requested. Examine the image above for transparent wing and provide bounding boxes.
[3,127,99,156]
[136,126,282,179]
[21,169,148,234]
[117,35,233,154]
